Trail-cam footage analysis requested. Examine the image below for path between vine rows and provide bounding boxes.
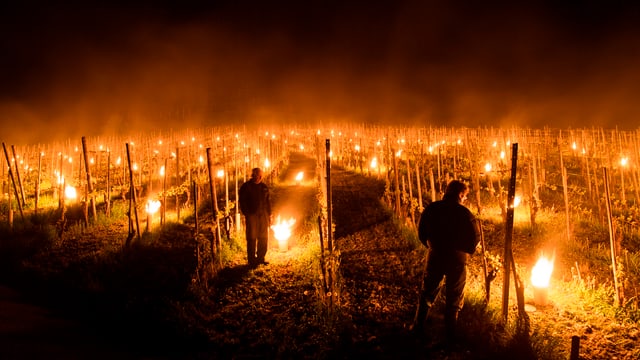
[197,153,463,359]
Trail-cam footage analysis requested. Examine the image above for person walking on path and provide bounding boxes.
[239,167,272,268]
[411,180,480,342]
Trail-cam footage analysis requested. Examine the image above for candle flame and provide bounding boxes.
[513,195,521,208]
[145,199,162,215]
[64,185,77,200]
[271,215,296,250]
[531,255,554,288]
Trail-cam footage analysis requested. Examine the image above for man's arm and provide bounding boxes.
[417,207,430,247]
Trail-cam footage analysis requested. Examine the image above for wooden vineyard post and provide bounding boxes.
[106,151,111,217]
[559,139,571,243]
[193,180,198,234]
[162,158,167,226]
[206,148,222,267]
[326,139,333,252]
[479,219,490,304]
[235,142,241,236]
[429,168,436,202]
[10,145,26,208]
[393,149,401,218]
[81,137,97,223]
[407,157,415,227]
[318,215,328,294]
[176,147,181,221]
[502,143,518,322]
[2,142,24,222]
[415,162,423,213]
[561,165,571,241]
[126,143,141,244]
[326,138,335,308]
[223,140,229,215]
[35,150,41,214]
[603,167,621,306]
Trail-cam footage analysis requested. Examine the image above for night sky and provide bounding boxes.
[2,1,640,144]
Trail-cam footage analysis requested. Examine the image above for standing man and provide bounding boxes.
[239,167,272,268]
[411,180,479,342]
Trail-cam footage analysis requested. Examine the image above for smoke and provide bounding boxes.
[2,1,640,145]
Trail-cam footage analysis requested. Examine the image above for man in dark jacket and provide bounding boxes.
[411,180,479,341]
[239,167,272,268]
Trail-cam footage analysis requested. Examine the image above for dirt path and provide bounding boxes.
[193,152,335,358]
[331,167,425,356]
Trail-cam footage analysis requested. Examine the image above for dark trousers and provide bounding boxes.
[413,249,468,336]
[420,249,467,312]
[245,213,269,265]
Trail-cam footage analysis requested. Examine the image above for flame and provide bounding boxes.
[513,195,521,208]
[295,171,304,182]
[531,255,554,288]
[145,199,162,215]
[271,215,296,250]
[64,185,77,200]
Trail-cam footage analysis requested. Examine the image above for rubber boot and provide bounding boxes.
[410,301,430,335]
[444,309,459,344]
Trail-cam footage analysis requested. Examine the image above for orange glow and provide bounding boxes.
[64,185,77,200]
[531,255,554,288]
[145,199,161,215]
[271,215,296,251]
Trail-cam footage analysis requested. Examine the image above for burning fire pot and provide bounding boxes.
[271,215,296,252]
[531,255,554,306]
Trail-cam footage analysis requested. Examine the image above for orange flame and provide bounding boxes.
[271,215,296,251]
[531,255,554,288]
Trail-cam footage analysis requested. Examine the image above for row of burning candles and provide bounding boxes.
[65,169,554,305]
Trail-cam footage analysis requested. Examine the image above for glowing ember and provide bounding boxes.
[64,185,77,200]
[145,199,162,215]
[271,215,296,251]
[531,255,554,288]
[295,171,304,182]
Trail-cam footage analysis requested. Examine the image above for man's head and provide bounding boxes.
[443,180,469,203]
[251,168,264,184]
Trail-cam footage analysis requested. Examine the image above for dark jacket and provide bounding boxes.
[239,180,271,216]
[418,198,478,255]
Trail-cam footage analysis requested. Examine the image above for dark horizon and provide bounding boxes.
[2,1,640,144]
